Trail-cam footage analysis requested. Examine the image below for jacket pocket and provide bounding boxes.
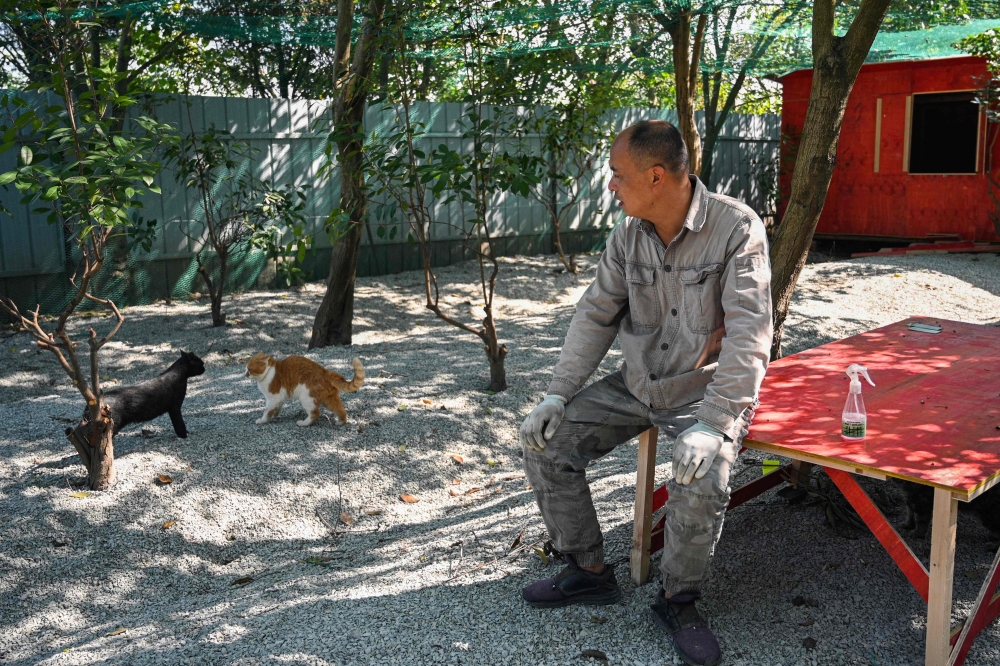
[679,263,724,334]
[736,255,771,314]
[625,262,660,329]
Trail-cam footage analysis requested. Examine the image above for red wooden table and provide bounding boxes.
[630,317,1000,666]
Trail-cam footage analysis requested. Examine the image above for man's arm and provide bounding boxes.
[546,225,629,400]
[694,215,773,438]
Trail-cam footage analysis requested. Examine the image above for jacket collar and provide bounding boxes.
[637,175,709,240]
[682,175,709,232]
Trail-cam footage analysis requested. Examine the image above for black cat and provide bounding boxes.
[92,351,205,438]
[896,478,1000,541]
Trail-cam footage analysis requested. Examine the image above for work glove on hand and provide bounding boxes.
[673,421,728,486]
[519,395,568,452]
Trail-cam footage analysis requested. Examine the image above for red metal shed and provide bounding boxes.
[778,56,1000,242]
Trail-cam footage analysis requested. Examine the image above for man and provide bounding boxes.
[519,120,772,666]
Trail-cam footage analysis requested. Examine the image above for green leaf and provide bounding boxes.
[0,171,16,185]
[19,146,32,165]
[376,225,385,238]
[142,175,154,186]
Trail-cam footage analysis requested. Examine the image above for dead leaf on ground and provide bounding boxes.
[450,454,464,464]
[532,546,549,565]
[580,649,608,662]
[69,492,89,499]
[105,628,127,637]
[231,577,253,586]
[400,494,420,503]
[301,556,333,565]
[162,521,175,530]
[422,399,432,404]
[339,512,355,526]
[449,488,462,497]
[465,487,482,495]
[802,637,817,649]
[590,616,608,624]
[156,474,172,485]
[792,595,819,608]
[799,619,815,627]
[363,508,382,515]
[509,530,524,550]
[451,478,461,485]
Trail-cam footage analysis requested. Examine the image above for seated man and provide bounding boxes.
[519,120,772,666]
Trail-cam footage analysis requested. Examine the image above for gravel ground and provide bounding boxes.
[2,251,1000,666]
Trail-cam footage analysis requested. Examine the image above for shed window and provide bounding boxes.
[909,92,979,174]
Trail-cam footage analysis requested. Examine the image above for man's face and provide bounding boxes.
[608,135,652,219]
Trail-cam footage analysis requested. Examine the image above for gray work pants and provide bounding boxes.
[522,371,753,596]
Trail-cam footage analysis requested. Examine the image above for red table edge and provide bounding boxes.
[742,438,1000,502]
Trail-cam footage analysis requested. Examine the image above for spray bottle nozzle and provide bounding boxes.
[846,364,875,393]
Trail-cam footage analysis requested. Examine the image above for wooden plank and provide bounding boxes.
[874,98,883,173]
[746,318,1000,495]
[926,488,958,666]
[825,467,930,602]
[903,95,913,173]
[631,426,659,586]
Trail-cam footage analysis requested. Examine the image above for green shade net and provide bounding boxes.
[94,0,1000,76]
[15,1,1000,75]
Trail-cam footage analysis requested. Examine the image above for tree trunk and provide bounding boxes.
[768,0,892,359]
[486,345,508,393]
[67,413,116,491]
[309,0,388,349]
[665,11,706,176]
[310,208,362,348]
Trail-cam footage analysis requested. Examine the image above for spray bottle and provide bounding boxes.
[842,364,875,440]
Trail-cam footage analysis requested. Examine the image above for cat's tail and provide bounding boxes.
[328,358,365,393]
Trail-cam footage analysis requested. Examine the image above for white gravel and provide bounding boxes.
[1,251,999,666]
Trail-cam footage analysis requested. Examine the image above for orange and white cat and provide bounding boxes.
[245,353,364,426]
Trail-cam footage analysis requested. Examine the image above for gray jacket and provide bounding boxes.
[546,176,773,439]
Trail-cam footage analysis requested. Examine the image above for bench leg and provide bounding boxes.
[926,488,958,666]
[789,460,814,488]
[631,426,658,586]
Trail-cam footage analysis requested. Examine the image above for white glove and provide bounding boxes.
[519,395,567,452]
[673,421,727,485]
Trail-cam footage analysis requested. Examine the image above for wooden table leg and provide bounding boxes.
[926,487,959,666]
[631,426,658,586]
[789,460,814,488]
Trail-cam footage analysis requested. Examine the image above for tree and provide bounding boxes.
[163,119,310,326]
[524,102,614,273]
[309,0,389,349]
[959,28,1000,237]
[364,0,538,391]
[767,0,893,359]
[0,0,188,110]
[699,1,803,184]
[0,1,176,490]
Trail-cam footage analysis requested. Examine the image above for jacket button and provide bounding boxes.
[671,308,678,316]
[649,373,657,380]
[660,343,669,350]
[663,265,672,272]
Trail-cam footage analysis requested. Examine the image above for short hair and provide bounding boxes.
[625,120,689,175]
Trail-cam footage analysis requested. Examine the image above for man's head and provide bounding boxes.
[608,120,690,221]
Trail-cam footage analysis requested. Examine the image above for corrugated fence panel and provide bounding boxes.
[0,94,778,309]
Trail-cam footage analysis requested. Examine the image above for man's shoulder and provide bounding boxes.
[705,191,761,225]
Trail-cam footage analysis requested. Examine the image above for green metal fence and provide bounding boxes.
[0,95,779,313]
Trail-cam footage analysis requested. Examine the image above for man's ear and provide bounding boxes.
[649,164,667,188]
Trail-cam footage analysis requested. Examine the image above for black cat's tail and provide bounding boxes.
[328,358,364,393]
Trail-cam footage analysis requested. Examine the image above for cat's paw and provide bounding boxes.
[255,417,270,425]
[296,419,315,427]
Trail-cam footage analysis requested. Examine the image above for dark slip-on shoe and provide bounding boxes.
[650,589,721,666]
[521,557,621,609]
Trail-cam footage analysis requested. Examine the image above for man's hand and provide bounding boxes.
[519,395,568,452]
[673,421,727,485]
